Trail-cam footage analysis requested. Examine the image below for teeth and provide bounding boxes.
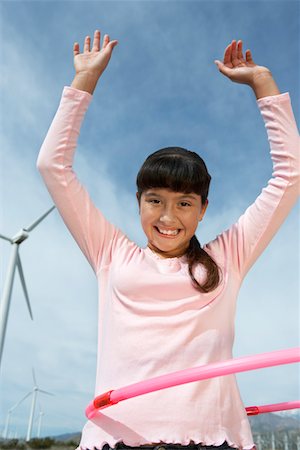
[157,227,179,236]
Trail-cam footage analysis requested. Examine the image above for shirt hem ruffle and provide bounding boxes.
[76,437,256,450]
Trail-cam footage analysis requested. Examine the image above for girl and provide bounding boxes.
[37,31,299,450]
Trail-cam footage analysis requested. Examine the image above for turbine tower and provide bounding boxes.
[284,433,289,450]
[271,433,275,450]
[26,369,54,442]
[36,402,44,438]
[0,206,55,369]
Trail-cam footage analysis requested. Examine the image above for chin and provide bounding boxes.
[151,241,188,256]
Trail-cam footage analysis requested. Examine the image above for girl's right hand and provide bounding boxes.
[73,29,118,82]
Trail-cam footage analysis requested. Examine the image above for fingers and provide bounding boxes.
[231,40,237,61]
[84,35,91,53]
[237,40,243,60]
[74,30,118,55]
[223,43,232,66]
[84,32,107,53]
[246,49,254,63]
[108,39,119,52]
[92,30,101,52]
[214,60,231,78]
[101,34,110,50]
[231,40,244,65]
[215,39,244,75]
[222,39,247,66]
[73,42,80,57]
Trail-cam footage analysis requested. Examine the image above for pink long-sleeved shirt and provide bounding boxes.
[37,86,299,450]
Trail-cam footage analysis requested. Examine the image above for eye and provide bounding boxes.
[147,199,160,204]
[180,202,191,207]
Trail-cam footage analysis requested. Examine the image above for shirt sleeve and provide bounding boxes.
[207,92,300,280]
[36,86,128,275]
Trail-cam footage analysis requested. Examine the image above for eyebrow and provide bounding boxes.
[143,192,199,201]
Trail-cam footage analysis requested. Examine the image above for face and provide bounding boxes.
[137,188,208,258]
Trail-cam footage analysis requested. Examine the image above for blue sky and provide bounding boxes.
[0,0,299,440]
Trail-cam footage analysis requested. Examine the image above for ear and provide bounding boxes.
[198,199,208,222]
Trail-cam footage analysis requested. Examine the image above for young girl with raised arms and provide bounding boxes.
[37,30,299,450]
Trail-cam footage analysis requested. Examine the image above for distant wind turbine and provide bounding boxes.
[36,403,45,437]
[26,369,54,442]
[0,206,55,369]
[284,433,289,450]
[3,391,31,439]
[36,402,45,438]
[256,435,262,450]
[271,433,275,450]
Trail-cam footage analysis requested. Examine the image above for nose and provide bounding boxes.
[159,204,177,224]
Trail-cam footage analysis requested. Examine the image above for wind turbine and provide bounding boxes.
[3,391,31,439]
[256,434,262,450]
[271,433,275,450]
[0,206,55,369]
[284,433,289,450]
[26,369,54,442]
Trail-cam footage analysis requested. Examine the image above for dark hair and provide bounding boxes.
[136,147,220,293]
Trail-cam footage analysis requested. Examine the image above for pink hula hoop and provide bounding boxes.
[85,347,300,419]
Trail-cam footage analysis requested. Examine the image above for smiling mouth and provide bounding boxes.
[154,226,181,237]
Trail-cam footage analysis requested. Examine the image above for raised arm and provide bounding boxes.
[210,40,299,277]
[37,30,127,275]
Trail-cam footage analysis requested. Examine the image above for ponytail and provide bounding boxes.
[185,235,220,293]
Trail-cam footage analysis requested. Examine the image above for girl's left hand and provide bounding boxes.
[214,40,271,86]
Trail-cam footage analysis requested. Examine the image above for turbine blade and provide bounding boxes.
[38,389,54,396]
[24,206,56,232]
[10,392,32,411]
[0,233,13,243]
[16,253,33,320]
[32,368,37,387]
